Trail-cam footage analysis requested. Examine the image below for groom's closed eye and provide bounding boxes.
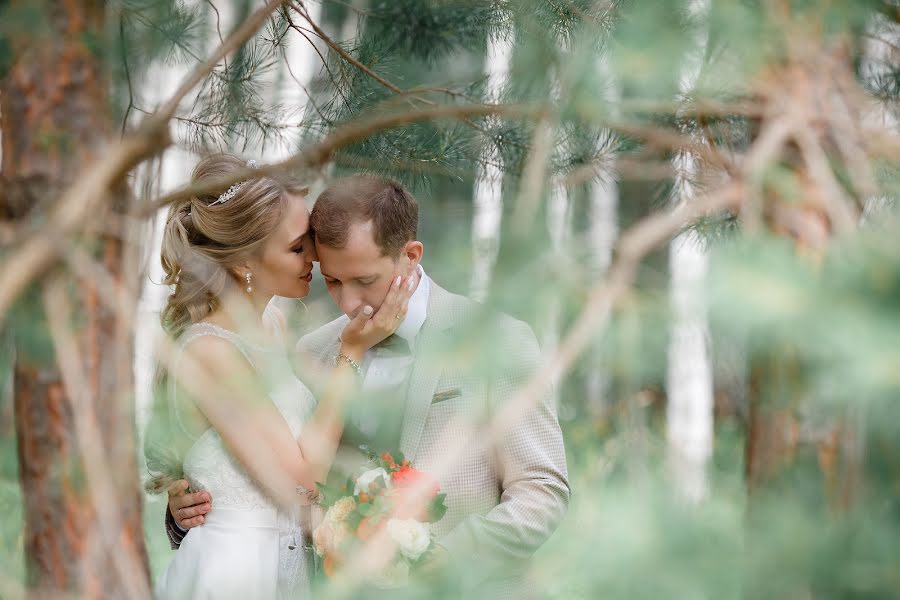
[324,277,377,287]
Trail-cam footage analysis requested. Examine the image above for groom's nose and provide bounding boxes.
[338,289,362,317]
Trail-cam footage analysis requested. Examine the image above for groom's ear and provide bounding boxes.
[402,240,423,275]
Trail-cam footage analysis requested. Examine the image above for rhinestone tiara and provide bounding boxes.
[209,159,259,206]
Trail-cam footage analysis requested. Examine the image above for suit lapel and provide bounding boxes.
[398,283,456,461]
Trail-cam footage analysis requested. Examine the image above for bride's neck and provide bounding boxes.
[205,288,273,337]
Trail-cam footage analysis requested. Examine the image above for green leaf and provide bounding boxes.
[346,511,363,532]
[427,494,448,522]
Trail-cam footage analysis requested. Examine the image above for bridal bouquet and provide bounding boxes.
[312,452,447,587]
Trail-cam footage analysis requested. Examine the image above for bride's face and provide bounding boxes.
[245,193,317,299]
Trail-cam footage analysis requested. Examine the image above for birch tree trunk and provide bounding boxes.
[666,229,714,502]
[1,2,150,596]
[265,2,323,161]
[132,0,211,441]
[585,53,620,418]
[470,34,513,302]
[338,0,364,45]
[585,165,618,417]
[543,174,571,412]
[665,0,714,502]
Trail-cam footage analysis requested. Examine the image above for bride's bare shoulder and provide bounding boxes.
[180,332,254,375]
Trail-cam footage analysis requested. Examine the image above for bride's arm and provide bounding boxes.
[295,274,416,486]
[173,276,413,513]
[163,338,364,529]
[180,336,321,509]
[293,340,361,487]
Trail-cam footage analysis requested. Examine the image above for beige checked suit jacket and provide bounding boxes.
[298,281,570,597]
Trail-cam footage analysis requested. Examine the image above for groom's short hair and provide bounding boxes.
[310,175,418,257]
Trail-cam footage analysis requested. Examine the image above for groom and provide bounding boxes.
[167,175,569,595]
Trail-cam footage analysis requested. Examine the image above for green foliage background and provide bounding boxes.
[1,0,899,597]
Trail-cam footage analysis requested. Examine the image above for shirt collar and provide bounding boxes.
[393,265,430,348]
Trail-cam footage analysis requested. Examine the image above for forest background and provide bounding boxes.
[0,0,899,598]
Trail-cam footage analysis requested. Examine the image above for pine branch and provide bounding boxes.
[336,176,744,583]
[120,13,136,138]
[0,0,291,323]
[292,3,404,96]
[124,3,207,67]
[282,10,352,110]
[152,0,290,125]
[205,0,229,74]
[146,102,544,214]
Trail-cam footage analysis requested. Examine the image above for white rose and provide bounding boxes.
[354,467,390,495]
[386,518,431,561]
[328,497,357,522]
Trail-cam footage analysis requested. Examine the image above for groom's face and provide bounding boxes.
[316,221,411,317]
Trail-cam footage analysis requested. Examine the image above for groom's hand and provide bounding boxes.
[167,479,212,530]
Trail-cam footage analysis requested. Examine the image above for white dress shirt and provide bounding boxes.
[351,265,430,441]
[360,264,430,387]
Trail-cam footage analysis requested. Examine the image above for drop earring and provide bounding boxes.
[245,272,253,294]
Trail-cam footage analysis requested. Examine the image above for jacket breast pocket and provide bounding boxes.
[431,387,462,404]
[426,380,487,423]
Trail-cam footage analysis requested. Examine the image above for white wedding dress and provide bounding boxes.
[155,319,317,600]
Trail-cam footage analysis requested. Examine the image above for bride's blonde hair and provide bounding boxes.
[146,153,306,492]
[160,153,306,340]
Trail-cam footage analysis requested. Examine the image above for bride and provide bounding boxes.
[145,154,414,599]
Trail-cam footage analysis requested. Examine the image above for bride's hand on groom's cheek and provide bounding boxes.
[168,479,212,530]
[340,275,415,353]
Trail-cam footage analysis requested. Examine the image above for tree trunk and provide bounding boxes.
[584,164,618,418]
[1,1,150,596]
[470,33,513,302]
[584,52,620,419]
[665,0,714,503]
[543,176,570,411]
[743,10,871,513]
[666,229,713,502]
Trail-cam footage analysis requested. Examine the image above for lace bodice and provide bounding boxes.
[173,321,316,512]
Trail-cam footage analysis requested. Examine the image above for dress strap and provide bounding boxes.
[181,322,258,366]
[262,303,288,348]
[169,323,258,441]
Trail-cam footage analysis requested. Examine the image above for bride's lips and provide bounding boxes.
[300,272,312,282]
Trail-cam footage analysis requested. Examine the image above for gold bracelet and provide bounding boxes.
[336,352,362,377]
